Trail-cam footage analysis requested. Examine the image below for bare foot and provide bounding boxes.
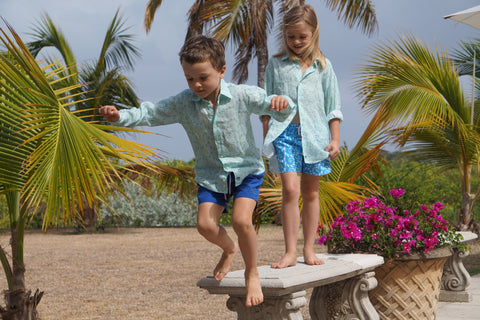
[271,253,297,269]
[245,270,263,307]
[213,244,238,281]
[304,249,324,266]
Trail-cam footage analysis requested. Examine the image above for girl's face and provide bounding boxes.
[182,60,226,104]
[285,21,314,57]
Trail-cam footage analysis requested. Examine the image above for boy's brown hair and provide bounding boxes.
[179,35,226,71]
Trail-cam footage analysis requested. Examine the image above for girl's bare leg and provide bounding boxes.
[231,197,263,307]
[197,202,238,281]
[301,174,324,265]
[271,172,301,269]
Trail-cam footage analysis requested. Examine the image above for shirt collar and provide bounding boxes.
[280,55,321,67]
[192,79,231,102]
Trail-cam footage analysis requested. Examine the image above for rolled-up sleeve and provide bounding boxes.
[323,62,343,123]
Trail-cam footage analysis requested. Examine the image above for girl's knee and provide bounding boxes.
[302,190,319,203]
[282,185,300,202]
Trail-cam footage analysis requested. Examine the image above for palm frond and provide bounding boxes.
[355,34,469,140]
[323,0,378,36]
[0,20,159,228]
[144,0,164,33]
[26,14,78,84]
[97,10,141,73]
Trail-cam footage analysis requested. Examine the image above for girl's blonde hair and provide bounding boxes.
[276,5,326,68]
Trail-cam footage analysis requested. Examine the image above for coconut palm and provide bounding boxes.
[23,10,145,226]
[144,0,378,86]
[27,9,141,124]
[0,20,162,318]
[354,34,480,231]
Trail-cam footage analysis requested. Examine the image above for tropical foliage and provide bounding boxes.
[99,180,197,227]
[0,20,158,318]
[27,9,141,123]
[365,153,480,225]
[144,0,378,86]
[354,34,480,231]
[317,188,462,258]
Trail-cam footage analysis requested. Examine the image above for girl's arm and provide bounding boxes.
[326,118,340,160]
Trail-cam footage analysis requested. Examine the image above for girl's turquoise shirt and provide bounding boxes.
[115,79,294,193]
[263,56,343,173]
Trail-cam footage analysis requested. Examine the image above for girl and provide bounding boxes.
[262,4,343,268]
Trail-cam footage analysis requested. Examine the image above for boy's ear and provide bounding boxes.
[219,65,226,78]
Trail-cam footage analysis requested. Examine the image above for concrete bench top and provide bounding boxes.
[458,231,478,242]
[197,253,384,297]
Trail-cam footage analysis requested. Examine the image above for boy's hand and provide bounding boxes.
[326,140,340,160]
[269,96,289,112]
[99,105,120,122]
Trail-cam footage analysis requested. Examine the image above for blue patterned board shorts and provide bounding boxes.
[273,124,331,176]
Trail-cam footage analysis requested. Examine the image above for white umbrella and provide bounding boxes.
[444,5,480,31]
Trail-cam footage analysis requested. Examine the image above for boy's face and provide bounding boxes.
[182,60,226,103]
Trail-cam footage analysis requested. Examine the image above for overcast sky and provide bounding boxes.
[2,0,480,161]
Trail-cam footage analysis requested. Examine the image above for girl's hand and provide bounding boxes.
[269,96,289,112]
[326,140,340,160]
[99,105,120,122]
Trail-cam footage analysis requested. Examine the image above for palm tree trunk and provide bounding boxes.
[256,44,268,88]
[0,192,44,319]
[459,164,473,231]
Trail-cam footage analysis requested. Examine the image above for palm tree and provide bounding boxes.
[24,10,143,226]
[144,0,378,86]
[354,34,480,231]
[0,19,162,318]
[27,9,141,124]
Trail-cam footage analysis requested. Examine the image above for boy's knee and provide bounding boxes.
[231,218,252,235]
[197,220,215,236]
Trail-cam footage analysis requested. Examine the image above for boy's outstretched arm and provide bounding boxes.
[99,105,120,122]
[269,96,290,112]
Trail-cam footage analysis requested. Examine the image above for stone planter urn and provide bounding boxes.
[369,246,452,320]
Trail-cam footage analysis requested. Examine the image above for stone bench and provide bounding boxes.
[440,231,478,302]
[197,253,384,320]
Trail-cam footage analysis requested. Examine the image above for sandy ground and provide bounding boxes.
[0,226,478,320]
[0,226,316,320]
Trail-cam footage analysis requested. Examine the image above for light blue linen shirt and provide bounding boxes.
[115,79,294,193]
[263,56,343,173]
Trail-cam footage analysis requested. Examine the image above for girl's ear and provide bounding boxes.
[219,65,226,78]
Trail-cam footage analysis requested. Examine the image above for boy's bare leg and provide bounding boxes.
[232,197,263,307]
[197,202,238,281]
[272,172,301,269]
[301,174,324,266]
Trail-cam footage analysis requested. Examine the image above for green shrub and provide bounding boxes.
[99,180,197,227]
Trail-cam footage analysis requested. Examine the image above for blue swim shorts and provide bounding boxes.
[197,172,265,212]
[273,124,331,176]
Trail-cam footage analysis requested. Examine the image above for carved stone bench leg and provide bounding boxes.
[440,247,472,302]
[309,272,379,320]
[226,291,307,320]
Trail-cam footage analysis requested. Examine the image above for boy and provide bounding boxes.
[99,35,294,307]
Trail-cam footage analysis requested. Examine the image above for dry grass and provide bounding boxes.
[0,226,478,320]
